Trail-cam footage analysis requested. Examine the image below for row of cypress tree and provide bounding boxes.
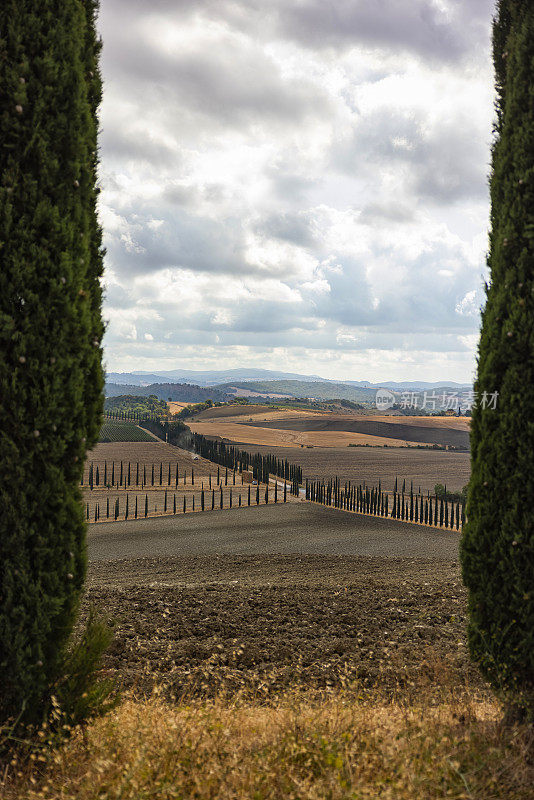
[86,480,290,521]
[192,432,303,484]
[83,461,249,489]
[306,478,464,530]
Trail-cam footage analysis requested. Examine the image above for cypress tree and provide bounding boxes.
[145,494,148,518]
[183,496,186,513]
[461,0,534,716]
[0,0,105,722]
[135,496,138,519]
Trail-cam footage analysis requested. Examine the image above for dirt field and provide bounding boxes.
[85,501,478,699]
[225,444,471,492]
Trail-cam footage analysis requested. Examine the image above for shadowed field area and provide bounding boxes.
[87,502,460,560]
[219,443,471,492]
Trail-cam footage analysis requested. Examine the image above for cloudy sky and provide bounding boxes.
[97,0,495,382]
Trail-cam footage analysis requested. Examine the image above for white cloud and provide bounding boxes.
[97,0,493,381]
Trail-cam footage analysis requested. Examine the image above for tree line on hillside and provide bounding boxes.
[104,381,233,402]
[85,480,292,523]
[192,433,302,489]
[104,394,168,416]
[307,477,465,531]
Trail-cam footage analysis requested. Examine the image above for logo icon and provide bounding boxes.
[375,389,395,411]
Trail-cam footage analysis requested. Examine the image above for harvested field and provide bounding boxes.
[188,420,426,448]
[189,409,471,449]
[250,416,470,449]
[225,444,471,492]
[167,401,191,414]
[192,403,279,419]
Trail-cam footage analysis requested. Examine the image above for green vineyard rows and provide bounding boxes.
[99,421,155,443]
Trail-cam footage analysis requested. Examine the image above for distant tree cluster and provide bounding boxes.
[105,381,233,403]
[104,394,168,417]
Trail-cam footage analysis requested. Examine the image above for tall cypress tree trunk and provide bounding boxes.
[461,0,534,718]
[0,0,104,721]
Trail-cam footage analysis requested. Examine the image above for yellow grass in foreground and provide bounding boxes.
[6,692,533,800]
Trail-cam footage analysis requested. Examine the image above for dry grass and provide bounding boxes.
[4,688,533,800]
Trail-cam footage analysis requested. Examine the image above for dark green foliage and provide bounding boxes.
[0,1,104,723]
[103,394,167,417]
[461,0,534,715]
[55,609,116,727]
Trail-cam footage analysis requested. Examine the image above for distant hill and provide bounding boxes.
[343,380,472,390]
[215,380,379,402]
[106,368,472,391]
[104,382,233,403]
[106,368,324,387]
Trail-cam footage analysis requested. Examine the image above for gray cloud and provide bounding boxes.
[97,0,492,379]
